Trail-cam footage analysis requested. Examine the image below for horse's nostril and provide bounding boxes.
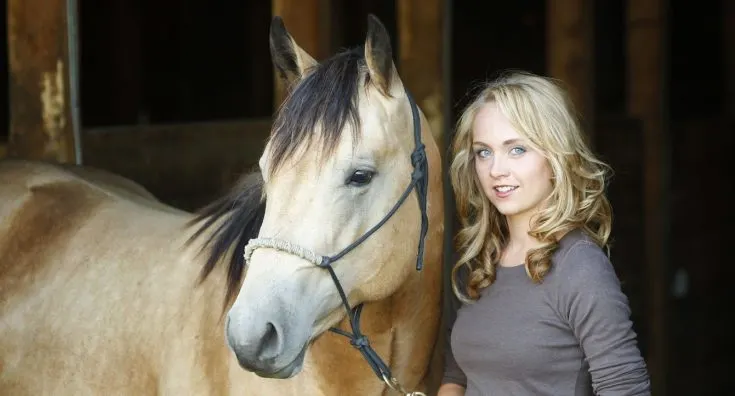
[257,322,283,360]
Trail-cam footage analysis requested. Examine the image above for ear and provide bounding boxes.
[269,16,319,86]
[364,14,401,97]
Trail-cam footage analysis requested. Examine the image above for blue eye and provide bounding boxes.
[510,146,526,155]
[475,148,491,158]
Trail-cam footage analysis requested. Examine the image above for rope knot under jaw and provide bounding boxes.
[350,336,370,349]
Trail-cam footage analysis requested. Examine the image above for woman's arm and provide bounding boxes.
[437,383,466,396]
[559,242,651,395]
[440,280,468,394]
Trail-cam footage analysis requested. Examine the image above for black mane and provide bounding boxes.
[189,46,369,307]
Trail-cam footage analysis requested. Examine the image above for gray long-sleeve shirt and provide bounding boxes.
[442,229,651,395]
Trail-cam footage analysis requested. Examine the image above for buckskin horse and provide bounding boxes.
[0,15,444,396]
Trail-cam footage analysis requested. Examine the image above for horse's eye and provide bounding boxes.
[347,170,375,186]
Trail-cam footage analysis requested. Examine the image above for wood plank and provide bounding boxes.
[626,0,669,393]
[271,0,332,108]
[7,0,79,163]
[82,119,272,210]
[546,0,595,144]
[397,0,447,152]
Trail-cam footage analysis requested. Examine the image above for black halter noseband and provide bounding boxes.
[243,88,429,395]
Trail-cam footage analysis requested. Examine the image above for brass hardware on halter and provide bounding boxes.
[381,373,427,396]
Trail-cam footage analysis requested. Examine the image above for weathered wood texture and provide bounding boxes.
[397,0,446,152]
[7,0,78,163]
[271,0,332,108]
[626,0,669,393]
[396,1,448,393]
[82,120,272,210]
[546,0,595,144]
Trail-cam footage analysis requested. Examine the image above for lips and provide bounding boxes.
[494,185,517,193]
[492,185,518,198]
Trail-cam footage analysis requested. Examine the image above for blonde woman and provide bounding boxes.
[438,71,650,396]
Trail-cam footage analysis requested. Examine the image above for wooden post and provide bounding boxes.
[397,0,448,393]
[396,0,447,153]
[626,0,669,393]
[271,0,332,109]
[546,0,595,145]
[7,0,79,163]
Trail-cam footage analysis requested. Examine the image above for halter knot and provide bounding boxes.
[318,256,333,268]
[410,145,426,167]
[351,335,370,349]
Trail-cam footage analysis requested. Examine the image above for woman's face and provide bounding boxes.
[471,102,553,224]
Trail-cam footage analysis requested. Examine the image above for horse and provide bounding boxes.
[0,14,445,396]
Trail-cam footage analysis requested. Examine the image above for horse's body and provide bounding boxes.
[0,16,444,396]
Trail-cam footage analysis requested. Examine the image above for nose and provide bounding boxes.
[489,156,509,178]
[226,314,285,372]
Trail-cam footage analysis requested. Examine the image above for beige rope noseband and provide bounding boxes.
[244,238,324,267]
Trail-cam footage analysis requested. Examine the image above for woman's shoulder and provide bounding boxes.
[550,229,618,288]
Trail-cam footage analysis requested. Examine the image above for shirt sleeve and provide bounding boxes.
[441,286,467,387]
[557,241,652,396]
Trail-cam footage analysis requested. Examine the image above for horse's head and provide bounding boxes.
[225,15,429,379]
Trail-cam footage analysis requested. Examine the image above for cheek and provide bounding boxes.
[533,160,554,192]
[473,161,489,188]
[474,159,487,179]
[518,156,551,186]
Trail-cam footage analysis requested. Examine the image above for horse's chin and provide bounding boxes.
[252,344,308,380]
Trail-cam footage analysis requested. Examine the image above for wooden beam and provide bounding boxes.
[397,0,447,153]
[546,0,595,144]
[271,0,332,109]
[82,119,272,210]
[626,0,669,393]
[7,0,79,163]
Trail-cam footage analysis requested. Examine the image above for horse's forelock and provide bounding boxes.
[266,47,369,178]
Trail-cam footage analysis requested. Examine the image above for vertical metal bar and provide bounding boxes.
[66,0,83,164]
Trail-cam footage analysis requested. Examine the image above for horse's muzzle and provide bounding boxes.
[225,313,306,378]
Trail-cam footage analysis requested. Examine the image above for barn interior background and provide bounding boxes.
[1,0,732,394]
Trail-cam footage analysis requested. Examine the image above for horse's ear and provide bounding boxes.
[270,16,318,86]
[364,14,401,97]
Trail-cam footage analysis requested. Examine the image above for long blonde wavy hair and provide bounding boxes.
[449,71,612,303]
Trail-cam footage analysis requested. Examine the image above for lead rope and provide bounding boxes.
[242,89,429,396]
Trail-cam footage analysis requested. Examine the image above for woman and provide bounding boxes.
[438,71,651,395]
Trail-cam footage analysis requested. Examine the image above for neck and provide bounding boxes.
[504,211,540,252]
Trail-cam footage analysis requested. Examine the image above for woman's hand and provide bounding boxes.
[437,383,465,396]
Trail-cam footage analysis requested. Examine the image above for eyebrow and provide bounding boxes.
[472,138,524,147]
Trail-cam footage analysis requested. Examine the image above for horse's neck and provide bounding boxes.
[297,264,442,395]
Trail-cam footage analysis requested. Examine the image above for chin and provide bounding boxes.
[251,345,308,380]
[491,202,522,216]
